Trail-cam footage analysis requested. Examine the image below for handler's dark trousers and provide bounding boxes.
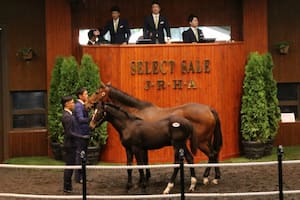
[64,147,76,190]
[75,138,88,182]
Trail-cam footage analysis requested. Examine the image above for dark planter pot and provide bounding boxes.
[87,146,101,165]
[242,141,265,159]
[50,142,63,160]
[264,139,274,156]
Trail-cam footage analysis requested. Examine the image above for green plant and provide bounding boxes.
[78,54,108,147]
[16,47,34,60]
[240,52,270,142]
[274,41,290,49]
[48,57,64,144]
[263,53,281,140]
[48,54,108,149]
[48,56,79,144]
[58,56,79,98]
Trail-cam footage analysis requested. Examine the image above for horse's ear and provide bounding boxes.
[106,82,111,86]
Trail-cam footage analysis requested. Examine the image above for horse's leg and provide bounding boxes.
[183,145,197,192]
[212,152,221,185]
[144,151,151,181]
[202,149,221,185]
[134,148,146,190]
[163,147,180,194]
[125,149,134,190]
[199,144,212,185]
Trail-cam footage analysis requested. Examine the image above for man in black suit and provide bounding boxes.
[61,95,89,193]
[182,14,204,43]
[87,29,109,45]
[100,6,131,44]
[143,1,171,44]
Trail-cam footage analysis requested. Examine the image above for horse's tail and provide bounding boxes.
[211,108,223,153]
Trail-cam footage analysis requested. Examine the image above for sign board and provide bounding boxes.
[281,113,296,123]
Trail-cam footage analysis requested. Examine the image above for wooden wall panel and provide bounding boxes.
[0,29,3,162]
[0,0,49,160]
[275,122,300,146]
[0,0,46,91]
[83,42,245,163]
[9,130,48,157]
[268,0,300,82]
[45,0,72,89]
[243,0,268,54]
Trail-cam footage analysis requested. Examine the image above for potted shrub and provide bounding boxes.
[263,53,281,156]
[78,54,108,164]
[16,47,34,61]
[48,57,64,160]
[240,52,280,159]
[275,41,290,55]
[48,54,108,163]
[48,56,79,160]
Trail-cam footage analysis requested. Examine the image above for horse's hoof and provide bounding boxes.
[163,189,169,194]
[212,179,219,185]
[188,187,195,192]
[203,177,209,185]
[163,182,174,194]
[189,177,197,192]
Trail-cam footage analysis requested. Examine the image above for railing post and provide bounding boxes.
[277,145,284,200]
[179,148,185,200]
[81,151,87,200]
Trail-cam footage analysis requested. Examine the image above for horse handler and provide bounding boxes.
[74,88,91,184]
[61,96,89,193]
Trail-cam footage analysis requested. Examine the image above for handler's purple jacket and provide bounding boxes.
[74,100,90,135]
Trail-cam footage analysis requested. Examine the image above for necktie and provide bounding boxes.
[154,15,159,29]
[194,29,199,41]
[114,20,118,33]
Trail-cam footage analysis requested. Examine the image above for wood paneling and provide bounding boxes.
[0,0,46,91]
[83,42,245,163]
[243,0,268,54]
[268,0,300,146]
[0,0,48,160]
[45,0,72,89]
[8,130,48,157]
[268,0,300,82]
[0,29,3,162]
[275,122,300,146]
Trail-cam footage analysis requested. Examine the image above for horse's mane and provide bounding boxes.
[105,103,142,121]
[107,85,153,109]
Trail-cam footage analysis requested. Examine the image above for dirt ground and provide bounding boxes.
[0,163,300,200]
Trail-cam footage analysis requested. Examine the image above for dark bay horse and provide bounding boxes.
[90,102,197,193]
[86,84,223,186]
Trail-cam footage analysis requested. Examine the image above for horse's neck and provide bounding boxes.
[109,87,153,109]
[106,107,133,135]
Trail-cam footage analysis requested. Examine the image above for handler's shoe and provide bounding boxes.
[63,188,72,193]
[75,179,83,184]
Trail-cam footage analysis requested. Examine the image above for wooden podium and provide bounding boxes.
[83,42,245,163]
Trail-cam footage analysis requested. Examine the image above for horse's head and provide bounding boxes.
[85,82,111,110]
[89,102,107,130]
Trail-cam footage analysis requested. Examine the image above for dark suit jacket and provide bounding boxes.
[182,28,204,43]
[101,18,131,44]
[143,14,171,44]
[61,110,83,149]
[87,36,109,45]
[74,101,90,135]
